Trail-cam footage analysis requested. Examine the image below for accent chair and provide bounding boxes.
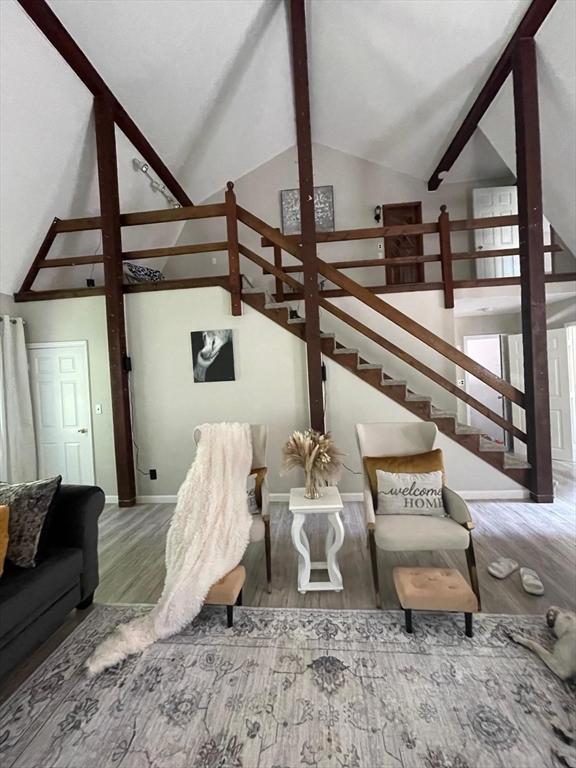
[355,422,480,610]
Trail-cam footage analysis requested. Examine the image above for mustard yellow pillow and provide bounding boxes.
[248,467,267,512]
[363,449,445,509]
[0,505,9,577]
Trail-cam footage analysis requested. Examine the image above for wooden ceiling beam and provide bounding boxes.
[17,0,193,207]
[288,0,325,433]
[427,0,557,190]
[94,95,136,507]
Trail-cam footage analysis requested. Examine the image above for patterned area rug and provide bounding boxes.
[1,606,574,768]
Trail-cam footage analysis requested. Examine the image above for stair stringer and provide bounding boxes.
[242,291,529,493]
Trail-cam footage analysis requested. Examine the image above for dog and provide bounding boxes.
[510,607,576,681]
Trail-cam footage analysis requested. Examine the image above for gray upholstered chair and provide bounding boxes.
[194,424,271,593]
[355,422,480,610]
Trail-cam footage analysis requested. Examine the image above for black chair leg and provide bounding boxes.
[237,589,242,607]
[404,609,413,634]
[77,593,94,610]
[227,605,234,628]
[264,518,272,594]
[368,529,382,609]
[465,612,473,638]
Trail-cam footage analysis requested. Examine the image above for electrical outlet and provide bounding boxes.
[95,403,102,415]
[377,241,384,258]
[211,257,217,265]
[457,379,465,387]
[149,469,157,480]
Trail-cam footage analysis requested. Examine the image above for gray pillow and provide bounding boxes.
[376,469,446,517]
[0,476,61,568]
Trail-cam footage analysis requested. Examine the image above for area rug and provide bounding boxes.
[1,606,574,768]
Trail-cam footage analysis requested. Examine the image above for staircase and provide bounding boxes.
[243,291,530,487]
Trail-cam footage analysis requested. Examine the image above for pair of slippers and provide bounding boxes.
[487,558,544,595]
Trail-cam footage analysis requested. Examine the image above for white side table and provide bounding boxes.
[288,486,344,593]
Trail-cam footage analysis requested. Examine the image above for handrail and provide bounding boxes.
[238,206,525,407]
[239,243,526,442]
[38,241,229,269]
[259,213,522,248]
[54,203,226,233]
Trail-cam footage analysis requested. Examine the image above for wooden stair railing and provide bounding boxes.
[237,206,526,409]
[238,244,526,444]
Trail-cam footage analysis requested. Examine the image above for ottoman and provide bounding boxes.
[393,566,479,637]
[205,565,246,627]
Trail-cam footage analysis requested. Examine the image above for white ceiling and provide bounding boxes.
[454,281,576,317]
[1,0,574,295]
[480,0,576,255]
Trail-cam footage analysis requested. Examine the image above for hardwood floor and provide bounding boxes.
[96,460,576,614]
[1,463,574,703]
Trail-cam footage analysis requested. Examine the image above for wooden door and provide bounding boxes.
[382,202,424,285]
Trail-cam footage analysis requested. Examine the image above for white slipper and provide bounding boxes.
[487,557,519,579]
[520,567,545,596]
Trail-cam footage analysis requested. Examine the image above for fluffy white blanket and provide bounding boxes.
[86,422,253,675]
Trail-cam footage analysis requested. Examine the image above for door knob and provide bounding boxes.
[78,428,88,433]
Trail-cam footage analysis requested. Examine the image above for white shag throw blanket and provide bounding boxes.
[86,422,253,675]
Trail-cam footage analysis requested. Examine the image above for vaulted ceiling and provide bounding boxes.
[1,0,574,294]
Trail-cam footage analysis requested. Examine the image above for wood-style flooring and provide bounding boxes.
[1,462,574,702]
[96,460,576,614]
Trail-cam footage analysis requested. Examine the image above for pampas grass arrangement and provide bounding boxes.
[282,429,342,499]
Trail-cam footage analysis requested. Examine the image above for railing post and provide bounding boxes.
[273,229,284,302]
[94,95,136,507]
[225,181,242,316]
[438,205,454,309]
[513,37,553,502]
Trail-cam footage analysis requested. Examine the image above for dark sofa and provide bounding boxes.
[0,485,105,680]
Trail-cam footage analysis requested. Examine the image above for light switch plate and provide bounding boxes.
[95,404,103,415]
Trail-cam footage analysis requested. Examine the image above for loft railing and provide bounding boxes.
[16,181,576,450]
[258,206,566,308]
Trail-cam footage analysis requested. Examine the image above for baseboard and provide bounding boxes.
[458,490,530,501]
[105,489,530,506]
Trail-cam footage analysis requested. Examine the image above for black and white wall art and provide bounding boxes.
[191,329,235,383]
[280,185,335,235]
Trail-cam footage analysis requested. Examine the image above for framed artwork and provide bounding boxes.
[191,329,235,383]
[280,185,335,235]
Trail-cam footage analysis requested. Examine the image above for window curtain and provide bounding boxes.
[0,316,37,482]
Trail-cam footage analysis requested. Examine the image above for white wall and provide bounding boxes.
[164,144,516,411]
[0,293,15,316]
[165,143,514,286]
[17,295,117,493]
[17,286,523,498]
[479,0,576,255]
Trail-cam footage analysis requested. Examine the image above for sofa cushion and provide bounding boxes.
[0,476,61,568]
[374,514,470,552]
[0,547,83,638]
[0,505,8,576]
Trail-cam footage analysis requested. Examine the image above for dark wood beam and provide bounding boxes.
[428,0,557,190]
[54,203,225,233]
[18,218,59,292]
[94,95,136,507]
[289,0,324,433]
[17,0,193,207]
[513,37,553,502]
[438,205,454,309]
[225,182,242,315]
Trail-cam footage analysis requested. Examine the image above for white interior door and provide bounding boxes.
[547,328,574,461]
[472,186,551,278]
[507,333,527,457]
[27,341,95,484]
[464,334,505,444]
[507,330,574,461]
